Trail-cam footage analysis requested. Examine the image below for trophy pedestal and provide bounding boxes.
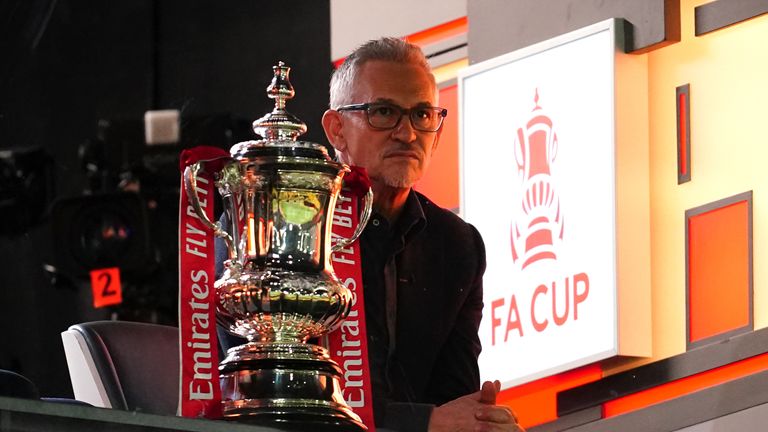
[220,343,366,431]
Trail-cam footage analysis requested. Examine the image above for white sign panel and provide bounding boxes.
[459,20,620,387]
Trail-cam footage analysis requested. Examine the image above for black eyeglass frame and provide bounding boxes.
[336,102,448,132]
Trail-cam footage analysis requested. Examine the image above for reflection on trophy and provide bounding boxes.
[184,62,371,430]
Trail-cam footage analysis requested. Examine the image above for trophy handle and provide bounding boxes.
[183,162,236,257]
[332,187,373,252]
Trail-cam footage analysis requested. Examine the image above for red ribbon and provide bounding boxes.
[179,147,231,172]
[344,165,372,198]
[328,167,376,430]
[177,146,229,418]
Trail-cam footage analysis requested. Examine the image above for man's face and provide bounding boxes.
[331,60,440,189]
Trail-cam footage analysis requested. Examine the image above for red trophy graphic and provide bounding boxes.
[511,89,565,269]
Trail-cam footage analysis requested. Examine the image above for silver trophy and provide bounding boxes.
[184,62,371,430]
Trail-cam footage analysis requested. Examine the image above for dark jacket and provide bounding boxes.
[364,191,484,431]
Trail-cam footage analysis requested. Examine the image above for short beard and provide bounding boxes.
[380,166,420,188]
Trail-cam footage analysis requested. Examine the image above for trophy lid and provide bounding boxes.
[229,61,339,164]
[252,61,308,141]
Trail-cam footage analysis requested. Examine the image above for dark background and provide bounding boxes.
[0,0,332,397]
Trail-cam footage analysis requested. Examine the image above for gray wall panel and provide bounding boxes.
[675,402,768,432]
[467,0,679,63]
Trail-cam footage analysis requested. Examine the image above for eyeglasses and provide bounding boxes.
[337,102,448,132]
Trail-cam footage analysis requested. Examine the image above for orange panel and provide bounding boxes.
[415,84,459,209]
[604,352,768,417]
[688,200,750,343]
[404,17,468,47]
[496,364,602,428]
[332,17,468,67]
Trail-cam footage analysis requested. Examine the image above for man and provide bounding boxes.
[321,37,523,432]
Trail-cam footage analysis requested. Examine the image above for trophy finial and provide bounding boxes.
[252,61,307,141]
[267,61,295,110]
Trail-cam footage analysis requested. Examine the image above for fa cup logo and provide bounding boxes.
[511,89,565,269]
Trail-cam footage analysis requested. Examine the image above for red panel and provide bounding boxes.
[676,84,691,183]
[496,364,602,428]
[678,92,687,175]
[414,84,459,209]
[688,200,750,343]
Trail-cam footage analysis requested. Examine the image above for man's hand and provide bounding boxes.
[428,380,525,432]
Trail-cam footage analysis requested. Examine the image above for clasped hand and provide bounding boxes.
[428,380,524,432]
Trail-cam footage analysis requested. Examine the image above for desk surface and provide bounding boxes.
[0,396,281,432]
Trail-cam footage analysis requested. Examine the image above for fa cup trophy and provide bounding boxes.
[184,62,371,430]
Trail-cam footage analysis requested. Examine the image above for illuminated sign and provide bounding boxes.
[460,19,650,387]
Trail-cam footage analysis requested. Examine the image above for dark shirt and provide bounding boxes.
[360,190,427,425]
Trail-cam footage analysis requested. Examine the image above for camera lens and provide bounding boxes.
[79,211,132,265]
[57,193,149,274]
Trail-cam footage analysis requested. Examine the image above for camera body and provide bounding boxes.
[48,112,251,322]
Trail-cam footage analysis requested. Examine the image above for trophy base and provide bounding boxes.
[224,404,366,432]
[220,342,367,431]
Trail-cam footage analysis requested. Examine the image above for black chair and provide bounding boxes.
[0,369,39,399]
[61,320,179,415]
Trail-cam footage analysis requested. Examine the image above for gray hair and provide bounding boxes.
[329,37,434,109]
